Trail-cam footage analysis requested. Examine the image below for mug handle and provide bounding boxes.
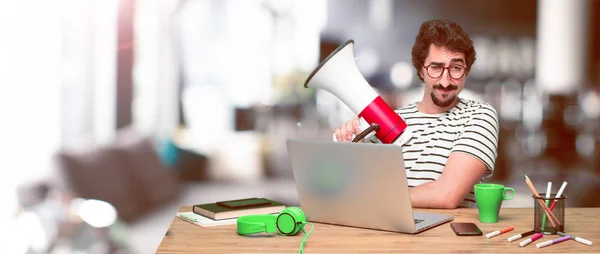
[503,187,515,200]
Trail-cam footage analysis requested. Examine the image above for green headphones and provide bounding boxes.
[237,206,306,236]
[237,207,313,253]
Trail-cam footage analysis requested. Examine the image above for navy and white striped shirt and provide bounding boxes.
[368,97,500,207]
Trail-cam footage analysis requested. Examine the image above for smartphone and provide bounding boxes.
[216,198,272,209]
[450,222,483,236]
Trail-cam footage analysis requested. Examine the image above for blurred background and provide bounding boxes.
[1,0,599,253]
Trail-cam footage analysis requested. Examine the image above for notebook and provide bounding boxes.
[176,212,237,227]
[193,198,286,220]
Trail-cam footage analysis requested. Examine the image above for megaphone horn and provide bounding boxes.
[304,40,408,144]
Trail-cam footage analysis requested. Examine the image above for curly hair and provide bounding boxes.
[411,19,476,82]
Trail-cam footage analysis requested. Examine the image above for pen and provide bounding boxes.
[548,181,568,211]
[536,235,571,248]
[486,226,514,238]
[519,233,543,247]
[507,230,536,242]
[558,232,593,246]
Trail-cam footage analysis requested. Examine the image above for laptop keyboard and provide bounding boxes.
[414,219,425,224]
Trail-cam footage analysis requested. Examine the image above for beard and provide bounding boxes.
[430,84,458,108]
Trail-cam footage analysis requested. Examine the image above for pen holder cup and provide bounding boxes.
[533,193,566,235]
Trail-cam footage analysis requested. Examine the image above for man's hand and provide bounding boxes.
[409,152,488,209]
[333,117,363,142]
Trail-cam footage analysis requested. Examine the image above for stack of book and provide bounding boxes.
[177,198,286,227]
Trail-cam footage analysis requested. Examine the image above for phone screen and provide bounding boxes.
[216,198,271,209]
[450,222,483,236]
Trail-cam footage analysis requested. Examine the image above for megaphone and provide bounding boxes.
[304,40,412,145]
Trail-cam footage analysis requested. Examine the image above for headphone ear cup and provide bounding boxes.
[276,207,306,236]
[288,207,307,223]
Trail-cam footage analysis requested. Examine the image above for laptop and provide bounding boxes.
[286,139,453,234]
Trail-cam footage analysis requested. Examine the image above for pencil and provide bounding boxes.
[525,175,560,227]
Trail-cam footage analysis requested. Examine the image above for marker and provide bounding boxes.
[507,230,536,242]
[558,232,593,246]
[548,181,568,211]
[519,233,543,247]
[541,182,552,230]
[525,175,559,227]
[179,213,198,222]
[486,226,514,238]
[536,235,571,248]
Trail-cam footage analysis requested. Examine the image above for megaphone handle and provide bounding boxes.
[352,124,379,142]
[331,132,363,142]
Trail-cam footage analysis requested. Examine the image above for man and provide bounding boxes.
[333,19,499,209]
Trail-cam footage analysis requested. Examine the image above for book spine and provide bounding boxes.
[193,206,216,220]
[217,206,285,220]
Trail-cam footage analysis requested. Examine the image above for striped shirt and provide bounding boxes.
[367,97,499,207]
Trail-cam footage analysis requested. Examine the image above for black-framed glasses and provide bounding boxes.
[423,64,467,79]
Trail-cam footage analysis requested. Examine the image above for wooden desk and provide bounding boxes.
[157,207,599,253]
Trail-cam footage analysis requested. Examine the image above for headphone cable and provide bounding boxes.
[298,222,314,254]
